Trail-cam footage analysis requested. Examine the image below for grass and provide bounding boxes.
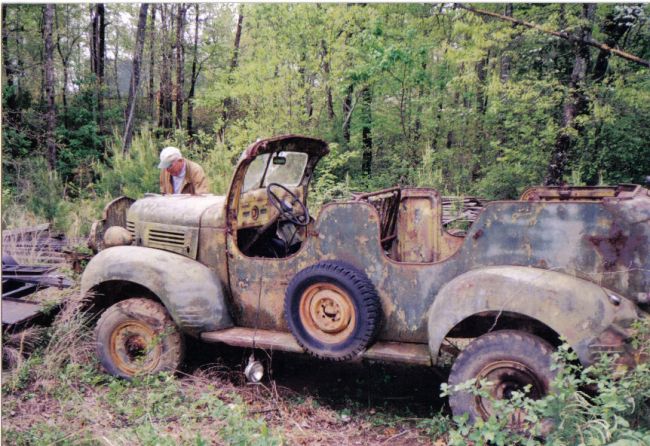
[3,284,648,446]
[1,286,449,446]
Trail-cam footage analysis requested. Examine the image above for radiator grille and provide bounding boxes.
[147,228,186,248]
[126,220,135,238]
[142,224,199,258]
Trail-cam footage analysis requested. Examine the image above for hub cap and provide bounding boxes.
[109,321,161,376]
[475,360,546,422]
[299,283,356,344]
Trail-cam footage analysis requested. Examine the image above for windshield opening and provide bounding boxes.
[242,152,308,193]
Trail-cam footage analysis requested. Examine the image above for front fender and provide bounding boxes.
[427,266,639,366]
[81,246,233,335]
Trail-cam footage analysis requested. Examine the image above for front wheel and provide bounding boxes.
[95,298,184,379]
[447,330,556,423]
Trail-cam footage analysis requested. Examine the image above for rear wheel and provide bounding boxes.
[447,330,556,424]
[95,298,184,379]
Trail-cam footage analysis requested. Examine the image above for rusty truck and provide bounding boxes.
[81,134,649,421]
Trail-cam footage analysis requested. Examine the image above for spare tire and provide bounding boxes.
[284,260,381,361]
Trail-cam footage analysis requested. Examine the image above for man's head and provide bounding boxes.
[158,146,185,176]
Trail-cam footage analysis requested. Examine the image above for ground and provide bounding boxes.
[1,287,452,445]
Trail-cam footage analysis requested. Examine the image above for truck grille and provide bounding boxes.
[126,220,135,238]
[143,224,199,259]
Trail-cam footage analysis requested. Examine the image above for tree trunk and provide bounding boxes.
[91,4,106,133]
[545,3,596,185]
[499,3,513,83]
[158,4,173,130]
[114,35,121,102]
[342,84,353,146]
[175,3,186,129]
[321,39,335,120]
[147,5,156,124]
[43,4,57,170]
[218,8,244,142]
[2,5,19,126]
[122,3,149,154]
[592,9,633,82]
[187,3,200,136]
[361,86,372,176]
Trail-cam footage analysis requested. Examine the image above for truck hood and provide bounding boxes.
[127,194,226,228]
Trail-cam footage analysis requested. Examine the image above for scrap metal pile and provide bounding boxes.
[2,224,76,327]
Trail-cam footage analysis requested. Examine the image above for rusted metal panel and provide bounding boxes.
[2,298,43,325]
[202,327,432,366]
[363,341,431,366]
[394,189,439,262]
[201,327,303,353]
[88,196,135,252]
[520,184,642,201]
[426,266,640,366]
[81,246,233,335]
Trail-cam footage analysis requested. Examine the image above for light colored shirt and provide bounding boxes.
[172,162,187,194]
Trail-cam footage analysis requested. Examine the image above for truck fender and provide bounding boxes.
[427,266,639,366]
[81,245,233,335]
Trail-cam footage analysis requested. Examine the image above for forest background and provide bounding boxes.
[2,4,650,445]
[2,3,650,236]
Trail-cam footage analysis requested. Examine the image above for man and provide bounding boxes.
[158,146,209,195]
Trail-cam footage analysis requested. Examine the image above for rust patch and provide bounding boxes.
[587,222,646,269]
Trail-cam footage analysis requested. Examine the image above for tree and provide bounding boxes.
[545,4,596,185]
[122,3,149,154]
[43,4,57,170]
[175,3,187,129]
[90,4,106,133]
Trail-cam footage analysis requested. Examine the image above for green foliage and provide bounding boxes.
[56,78,106,188]
[442,321,650,445]
[94,130,161,198]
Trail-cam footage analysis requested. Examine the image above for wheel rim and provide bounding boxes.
[475,360,547,421]
[109,321,162,376]
[299,283,356,344]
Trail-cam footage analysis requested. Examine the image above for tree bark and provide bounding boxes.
[545,4,596,185]
[342,84,354,146]
[499,3,513,83]
[592,9,635,82]
[175,3,186,129]
[122,3,149,154]
[187,3,200,136]
[361,86,372,176]
[43,4,57,170]
[147,5,156,124]
[321,39,335,120]
[158,4,173,130]
[218,7,244,142]
[2,5,20,126]
[91,4,106,133]
[113,34,121,102]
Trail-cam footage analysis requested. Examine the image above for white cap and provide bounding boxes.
[158,146,182,169]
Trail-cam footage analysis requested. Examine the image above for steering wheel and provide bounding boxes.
[266,183,310,227]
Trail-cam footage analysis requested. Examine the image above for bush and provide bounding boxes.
[442,320,650,445]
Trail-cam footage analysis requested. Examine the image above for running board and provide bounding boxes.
[201,328,431,366]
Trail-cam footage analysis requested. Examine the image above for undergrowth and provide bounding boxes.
[442,320,650,446]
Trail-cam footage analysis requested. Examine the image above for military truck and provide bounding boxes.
[81,134,649,421]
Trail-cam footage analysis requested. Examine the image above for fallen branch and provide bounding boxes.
[456,4,650,68]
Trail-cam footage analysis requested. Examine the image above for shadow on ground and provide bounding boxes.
[185,340,449,418]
